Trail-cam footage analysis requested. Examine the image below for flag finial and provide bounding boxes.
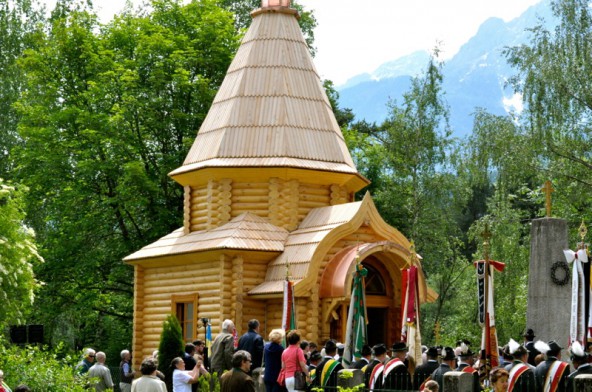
[579,220,587,242]
[481,224,491,261]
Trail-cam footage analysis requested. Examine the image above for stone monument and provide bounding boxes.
[526,181,570,347]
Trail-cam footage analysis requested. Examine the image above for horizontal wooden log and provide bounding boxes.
[144,276,222,288]
[232,188,269,196]
[231,210,267,218]
[190,194,207,202]
[298,194,330,202]
[191,201,211,211]
[299,184,330,193]
[144,264,221,276]
[230,202,269,209]
[232,182,268,190]
[230,195,270,203]
[298,200,329,208]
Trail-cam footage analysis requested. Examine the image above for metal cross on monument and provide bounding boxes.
[541,180,554,217]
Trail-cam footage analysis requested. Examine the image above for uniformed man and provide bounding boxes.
[413,347,439,390]
[567,341,592,392]
[506,338,535,392]
[364,344,388,390]
[352,345,372,370]
[534,340,569,392]
[382,342,412,391]
[311,340,343,390]
[523,329,539,366]
[431,347,456,391]
[456,343,480,392]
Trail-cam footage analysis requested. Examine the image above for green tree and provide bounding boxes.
[0,179,42,328]
[506,0,592,228]
[158,314,184,391]
[0,0,43,177]
[13,0,240,356]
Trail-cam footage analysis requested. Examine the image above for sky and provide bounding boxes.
[47,0,543,86]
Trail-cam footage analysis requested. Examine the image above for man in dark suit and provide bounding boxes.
[352,345,372,370]
[308,349,322,387]
[534,340,569,391]
[310,340,343,390]
[506,340,535,392]
[382,342,412,391]
[364,343,388,390]
[567,341,592,392]
[431,347,456,392]
[414,347,439,390]
[237,319,264,374]
[456,343,480,392]
[523,328,539,366]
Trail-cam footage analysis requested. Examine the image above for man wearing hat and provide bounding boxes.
[523,328,539,366]
[365,343,388,390]
[534,340,569,391]
[456,343,480,392]
[310,339,343,390]
[307,350,322,385]
[567,341,592,392]
[352,345,372,370]
[413,346,439,390]
[382,342,412,391]
[506,339,535,392]
[431,346,456,392]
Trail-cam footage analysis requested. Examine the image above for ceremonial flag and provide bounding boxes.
[282,278,297,332]
[402,266,422,373]
[474,259,505,369]
[343,263,368,369]
[564,248,589,345]
[205,322,212,349]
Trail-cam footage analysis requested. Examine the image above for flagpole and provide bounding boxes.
[481,224,492,376]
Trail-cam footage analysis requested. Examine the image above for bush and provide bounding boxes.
[0,343,89,391]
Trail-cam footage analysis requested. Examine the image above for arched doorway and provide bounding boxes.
[323,247,404,346]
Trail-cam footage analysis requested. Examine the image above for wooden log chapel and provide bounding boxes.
[124,0,437,368]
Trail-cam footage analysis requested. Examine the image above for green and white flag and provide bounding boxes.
[343,263,368,368]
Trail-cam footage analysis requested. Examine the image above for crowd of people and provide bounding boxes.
[44,319,592,392]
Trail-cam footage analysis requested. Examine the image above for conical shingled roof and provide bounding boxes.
[169,4,361,179]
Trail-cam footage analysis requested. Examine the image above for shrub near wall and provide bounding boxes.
[0,343,89,391]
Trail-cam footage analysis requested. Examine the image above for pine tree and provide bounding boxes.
[158,314,184,391]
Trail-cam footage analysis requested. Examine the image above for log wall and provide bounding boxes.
[185,178,350,233]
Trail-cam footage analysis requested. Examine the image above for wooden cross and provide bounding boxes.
[541,180,554,217]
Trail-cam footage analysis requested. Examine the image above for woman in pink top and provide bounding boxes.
[280,330,310,392]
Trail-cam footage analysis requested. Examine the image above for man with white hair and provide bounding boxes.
[77,348,96,374]
[88,352,114,391]
[120,349,135,392]
[211,319,235,376]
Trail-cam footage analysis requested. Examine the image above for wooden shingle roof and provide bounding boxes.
[169,5,360,179]
[124,212,288,262]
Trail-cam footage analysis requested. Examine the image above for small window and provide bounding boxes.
[171,293,198,342]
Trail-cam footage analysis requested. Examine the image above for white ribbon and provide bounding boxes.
[564,249,588,345]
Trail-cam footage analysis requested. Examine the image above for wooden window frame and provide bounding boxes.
[171,293,199,342]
